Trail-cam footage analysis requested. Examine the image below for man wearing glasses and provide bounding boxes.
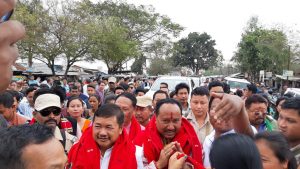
[32,93,77,153]
[0,0,25,93]
[245,94,278,132]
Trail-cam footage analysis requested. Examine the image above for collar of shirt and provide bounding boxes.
[186,111,210,129]
[125,122,131,134]
[100,147,113,169]
[54,126,63,141]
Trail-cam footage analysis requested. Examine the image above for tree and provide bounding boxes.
[147,57,172,75]
[232,16,290,81]
[171,32,223,75]
[90,0,183,73]
[131,55,146,74]
[88,17,139,74]
[15,0,97,76]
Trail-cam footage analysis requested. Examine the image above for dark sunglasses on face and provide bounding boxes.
[0,10,13,23]
[39,107,61,117]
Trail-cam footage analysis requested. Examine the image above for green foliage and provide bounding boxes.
[232,16,290,81]
[15,0,182,75]
[147,57,172,75]
[171,32,223,75]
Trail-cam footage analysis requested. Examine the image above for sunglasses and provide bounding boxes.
[39,107,61,117]
[0,10,13,23]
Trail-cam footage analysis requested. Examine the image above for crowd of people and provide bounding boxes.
[0,74,299,169]
[1,1,300,169]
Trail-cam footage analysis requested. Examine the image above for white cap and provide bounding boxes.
[108,77,117,83]
[34,94,61,111]
[136,95,152,107]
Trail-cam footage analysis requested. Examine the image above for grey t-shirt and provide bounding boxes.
[0,115,7,128]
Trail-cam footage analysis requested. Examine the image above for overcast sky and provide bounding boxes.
[73,0,300,70]
[125,0,300,61]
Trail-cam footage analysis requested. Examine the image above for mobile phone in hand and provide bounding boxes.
[0,10,13,23]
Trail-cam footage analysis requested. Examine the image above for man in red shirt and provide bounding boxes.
[67,104,143,169]
[134,98,204,169]
[115,92,144,140]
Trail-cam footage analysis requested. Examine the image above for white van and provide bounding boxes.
[224,77,250,93]
[145,76,195,99]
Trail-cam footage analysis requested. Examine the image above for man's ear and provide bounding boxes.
[119,127,123,134]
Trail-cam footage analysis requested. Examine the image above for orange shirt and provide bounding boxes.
[81,119,91,133]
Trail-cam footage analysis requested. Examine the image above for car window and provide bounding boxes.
[150,78,190,91]
[227,80,248,89]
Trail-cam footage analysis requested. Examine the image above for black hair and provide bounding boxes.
[191,87,209,98]
[208,81,224,91]
[169,91,176,99]
[281,97,300,116]
[94,103,124,127]
[160,82,168,88]
[255,131,297,169]
[210,134,262,169]
[247,83,258,94]
[119,82,129,91]
[0,124,54,169]
[53,80,61,87]
[104,94,117,104]
[6,90,22,102]
[87,84,96,89]
[135,87,145,95]
[98,80,105,85]
[114,86,125,93]
[71,85,79,90]
[52,86,66,104]
[89,94,101,102]
[116,92,137,107]
[235,89,244,97]
[155,98,182,116]
[223,82,231,94]
[153,90,169,100]
[39,83,50,89]
[25,87,36,96]
[276,96,289,107]
[67,96,84,108]
[175,83,190,95]
[0,91,14,108]
[245,94,268,109]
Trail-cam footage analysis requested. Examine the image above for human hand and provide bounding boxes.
[0,0,25,93]
[156,142,179,168]
[168,152,187,169]
[210,92,244,122]
[0,0,15,17]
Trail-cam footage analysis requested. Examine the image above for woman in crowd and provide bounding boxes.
[210,134,262,169]
[87,94,101,120]
[67,97,91,133]
[255,131,298,169]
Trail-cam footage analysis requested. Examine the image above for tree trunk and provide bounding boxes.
[64,64,71,77]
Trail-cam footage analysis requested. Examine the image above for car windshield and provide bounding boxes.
[227,80,248,89]
[150,78,189,91]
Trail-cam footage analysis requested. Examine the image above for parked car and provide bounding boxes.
[224,77,250,93]
[145,76,195,99]
[284,88,300,97]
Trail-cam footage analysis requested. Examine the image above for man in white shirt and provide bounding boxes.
[203,93,256,168]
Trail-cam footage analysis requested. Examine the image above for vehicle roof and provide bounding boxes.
[156,76,192,80]
[224,77,250,83]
